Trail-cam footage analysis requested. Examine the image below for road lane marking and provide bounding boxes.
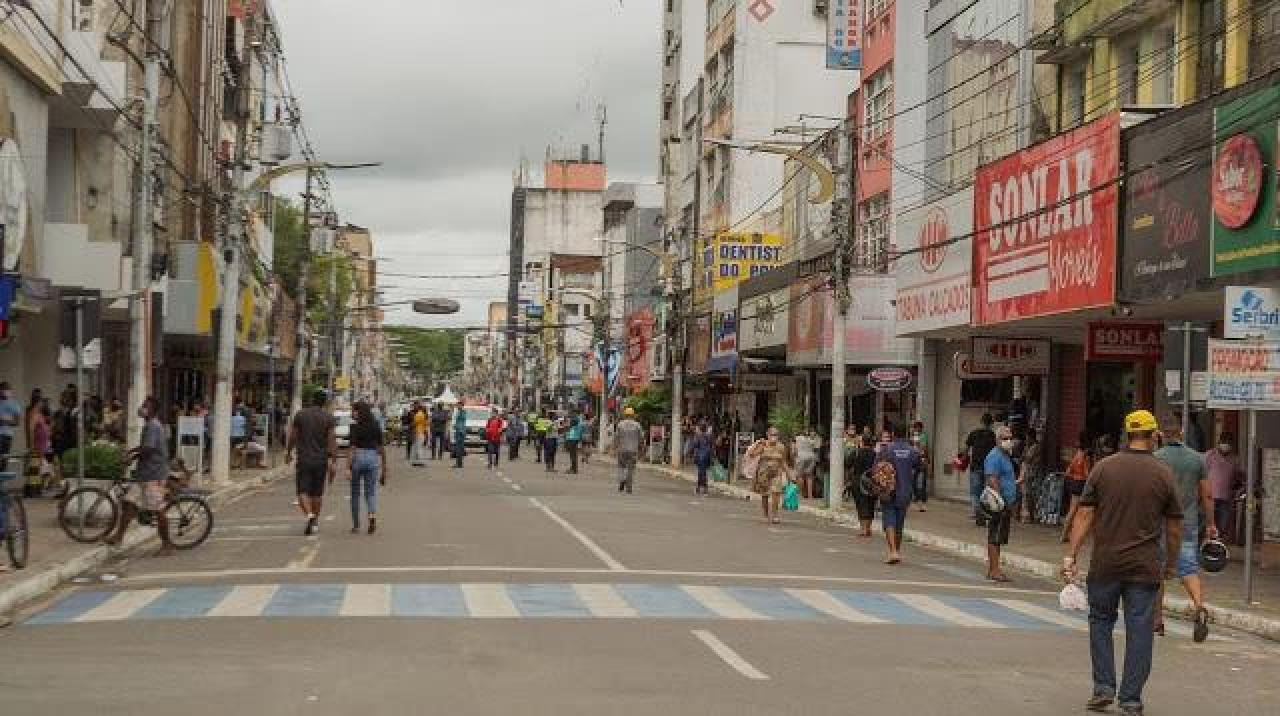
[114,567,1056,595]
[692,630,770,681]
[461,583,520,617]
[340,583,392,617]
[287,542,321,570]
[681,585,768,620]
[893,594,1007,629]
[512,484,523,491]
[208,585,279,617]
[989,598,1087,630]
[527,497,626,571]
[572,583,639,617]
[784,588,888,623]
[73,589,166,622]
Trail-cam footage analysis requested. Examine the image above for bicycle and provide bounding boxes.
[57,472,215,550]
[0,454,30,569]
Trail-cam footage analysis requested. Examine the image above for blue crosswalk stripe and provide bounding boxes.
[21,583,1088,631]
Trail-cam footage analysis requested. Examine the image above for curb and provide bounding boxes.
[639,461,1280,642]
[0,465,290,618]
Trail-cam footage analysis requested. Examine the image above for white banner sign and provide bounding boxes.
[970,337,1051,375]
[1206,338,1280,410]
[895,187,973,335]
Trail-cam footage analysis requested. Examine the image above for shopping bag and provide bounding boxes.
[710,462,728,483]
[1059,583,1087,611]
[782,481,800,511]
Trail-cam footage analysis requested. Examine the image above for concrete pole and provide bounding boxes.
[289,168,314,421]
[827,122,853,509]
[126,11,162,446]
[210,32,252,485]
[668,247,684,469]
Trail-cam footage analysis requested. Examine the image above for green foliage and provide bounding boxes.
[60,442,127,481]
[768,403,807,440]
[384,326,464,383]
[302,383,328,406]
[306,253,356,327]
[624,387,670,428]
[271,198,308,300]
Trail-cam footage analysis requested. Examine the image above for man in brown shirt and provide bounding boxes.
[1064,410,1182,715]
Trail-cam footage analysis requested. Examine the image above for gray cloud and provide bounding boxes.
[273,0,661,328]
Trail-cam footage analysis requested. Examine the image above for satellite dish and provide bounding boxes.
[412,298,461,315]
[0,139,29,272]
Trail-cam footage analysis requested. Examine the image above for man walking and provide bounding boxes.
[430,402,449,460]
[400,404,414,461]
[1203,433,1238,540]
[1064,410,1182,715]
[506,412,525,461]
[878,427,922,565]
[965,413,997,526]
[105,397,175,555]
[1154,418,1217,642]
[452,406,468,469]
[286,389,336,536]
[615,407,643,493]
[983,425,1018,582]
[484,408,505,470]
[565,414,583,474]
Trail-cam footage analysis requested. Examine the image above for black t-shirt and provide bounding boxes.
[292,407,333,465]
[430,409,448,431]
[350,420,383,449]
[965,426,996,467]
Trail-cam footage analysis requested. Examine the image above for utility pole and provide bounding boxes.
[210,22,253,485]
[598,244,613,448]
[289,167,314,420]
[827,121,854,509]
[667,232,685,469]
[126,4,162,446]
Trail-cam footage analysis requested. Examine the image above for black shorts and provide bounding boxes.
[987,508,1013,546]
[1066,479,1086,497]
[296,460,328,497]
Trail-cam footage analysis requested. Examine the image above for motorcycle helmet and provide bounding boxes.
[1200,539,1229,573]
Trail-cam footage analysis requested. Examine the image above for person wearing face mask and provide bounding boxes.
[984,425,1019,582]
[107,396,175,556]
[1203,433,1239,540]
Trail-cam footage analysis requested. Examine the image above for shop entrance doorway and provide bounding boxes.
[1085,362,1139,448]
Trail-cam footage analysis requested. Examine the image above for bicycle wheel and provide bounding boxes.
[6,495,28,569]
[163,495,213,550]
[58,487,119,543]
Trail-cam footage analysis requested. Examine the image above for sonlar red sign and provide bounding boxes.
[1087,322,1163,362]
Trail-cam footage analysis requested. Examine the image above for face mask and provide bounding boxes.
[1219,443,1231,453]
[1000,439,1014,451]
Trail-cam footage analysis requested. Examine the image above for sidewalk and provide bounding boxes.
[638,460,1280,642]
[0,456,290,617]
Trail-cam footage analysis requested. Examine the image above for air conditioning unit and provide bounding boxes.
[258,123,293,164]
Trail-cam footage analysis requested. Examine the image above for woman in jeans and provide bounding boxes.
[348,401,389,534]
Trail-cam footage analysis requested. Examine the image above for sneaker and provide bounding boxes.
[1118,704,1143,715]
[368,517,377,535]
[1085,694,1114,712]
[304,516,317,536]
[1193,607,1210,643]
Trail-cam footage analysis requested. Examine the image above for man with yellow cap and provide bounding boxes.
[614,406,644,494]
[1063,409,1183,715]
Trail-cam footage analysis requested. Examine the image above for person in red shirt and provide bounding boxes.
[484,408,505,470]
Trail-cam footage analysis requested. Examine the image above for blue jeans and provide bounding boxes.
[1088,579,1158,709]
[969,470,985,519]
[350,449,380,527]
[486,441,501,467]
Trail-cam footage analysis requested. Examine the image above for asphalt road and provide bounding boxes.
[2,448,1276,715]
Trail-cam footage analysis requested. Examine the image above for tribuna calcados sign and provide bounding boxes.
[973,113,1120,325]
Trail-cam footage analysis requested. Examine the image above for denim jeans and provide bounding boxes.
[566,440,579,473]
[350,448,380,527]
[486,441,501,467]
[969,470,985,518]
[544,438,558,470]
[1088,579,1158,709]
[431,432,446,459]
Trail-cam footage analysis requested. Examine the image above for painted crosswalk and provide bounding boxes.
[24,583,1091,630]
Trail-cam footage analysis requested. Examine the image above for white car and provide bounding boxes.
[462,406,493,448]
[333,409,352,449]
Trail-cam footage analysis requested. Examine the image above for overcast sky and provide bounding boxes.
[273,0,660,328]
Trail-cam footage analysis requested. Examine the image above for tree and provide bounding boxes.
[623,387,670,428]
[384,326,464,385]
[271,198,308,300]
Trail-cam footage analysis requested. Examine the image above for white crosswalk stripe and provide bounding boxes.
[573,583,639,617]
[74,589,166,622]
[784,588,888,623]
[893,594,1007,629]
[461,583,520,617]
[990,598,1087,630]
[682,585,769,620]
[340,583,392,617]
[208,585,279,617]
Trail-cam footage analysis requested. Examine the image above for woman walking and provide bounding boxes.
[845,430,879,537]
[348,401,388,534]
[565,414,583,474]
[746,427,791,524]
[1060,433,1092,541]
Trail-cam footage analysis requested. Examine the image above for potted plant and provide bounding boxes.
[59,441,127,519]
[767,403,806,442]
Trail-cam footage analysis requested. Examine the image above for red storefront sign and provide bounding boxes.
[973,113,1120,325]
[1087,322,1164,362]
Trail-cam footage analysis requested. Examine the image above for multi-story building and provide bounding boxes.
[603,182,664,395]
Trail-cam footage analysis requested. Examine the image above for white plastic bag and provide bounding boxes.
[1059,583,1088,611]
